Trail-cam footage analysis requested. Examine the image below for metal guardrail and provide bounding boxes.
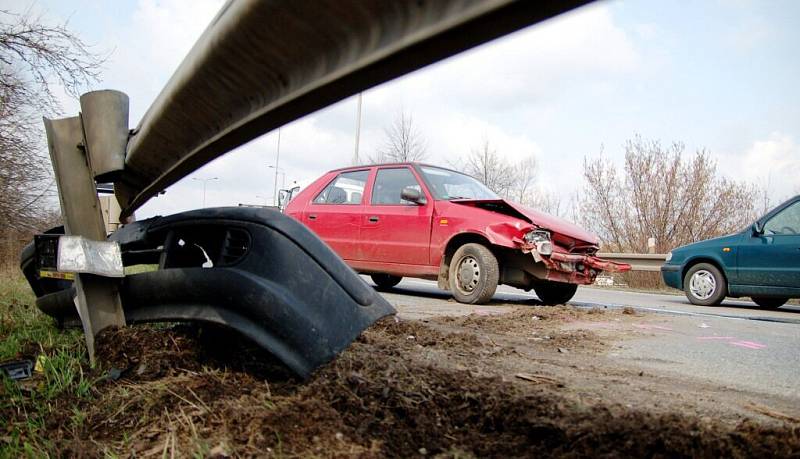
[597,253,668,272]
[114,0,590,217]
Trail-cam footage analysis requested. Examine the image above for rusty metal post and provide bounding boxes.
[43,90,130,364]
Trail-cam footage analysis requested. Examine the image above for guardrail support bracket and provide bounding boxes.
[44,114,126,364]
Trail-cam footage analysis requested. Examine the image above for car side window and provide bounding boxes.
[371,168,422,205]
[763,201,800,235]
[313,170,369,205]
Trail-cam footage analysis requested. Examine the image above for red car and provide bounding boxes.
[285,163,629,304]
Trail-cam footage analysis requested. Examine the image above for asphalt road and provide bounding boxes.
[372,277,800,401]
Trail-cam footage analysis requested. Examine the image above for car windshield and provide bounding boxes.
[419,166,499,200]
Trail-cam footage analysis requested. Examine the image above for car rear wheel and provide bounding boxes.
[534,281,578,305]
[448,243,499,304]
[751,297,788,309]
[684,263,727,306]
[370,273,402,290]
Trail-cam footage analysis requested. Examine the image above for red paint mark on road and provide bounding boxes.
[695,336,767,350]
[729,340,767,350]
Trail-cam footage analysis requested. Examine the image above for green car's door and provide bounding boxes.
[737,199,800,293]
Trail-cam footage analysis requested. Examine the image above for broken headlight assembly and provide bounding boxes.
[524,229,553,256]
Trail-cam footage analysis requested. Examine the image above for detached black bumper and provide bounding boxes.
[21,207,395,379]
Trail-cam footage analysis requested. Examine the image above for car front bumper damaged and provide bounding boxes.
[21,207,396,379]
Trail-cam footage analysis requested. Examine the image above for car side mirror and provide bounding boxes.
[401,187,425,205]
[752,221,763,236]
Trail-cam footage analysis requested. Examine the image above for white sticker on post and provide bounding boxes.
[57,236,124,278]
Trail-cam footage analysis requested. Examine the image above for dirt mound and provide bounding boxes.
[434,305,607,333]
[364,316,483,349]
[432,306,608,352]
[18,317,794,457]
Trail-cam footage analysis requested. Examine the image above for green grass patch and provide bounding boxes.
[0,272,94,457]
[0,274,82,361]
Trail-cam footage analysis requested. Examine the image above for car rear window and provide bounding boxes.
[313,170,369,205]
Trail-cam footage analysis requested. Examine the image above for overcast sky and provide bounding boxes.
[6,0,800,218]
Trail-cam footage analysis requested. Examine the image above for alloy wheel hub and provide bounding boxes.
[689,270,716,300]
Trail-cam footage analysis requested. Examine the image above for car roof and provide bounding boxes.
[327,162,462,175]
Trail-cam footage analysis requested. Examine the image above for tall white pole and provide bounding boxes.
[353,93,362,165]
[273,128,281,206]
[192,177,218,207]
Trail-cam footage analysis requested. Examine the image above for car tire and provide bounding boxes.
[370,273,402,290]
[683,263,727,306]
[448,243,499,305]
[534,281,578,305]
[751,297,788,309]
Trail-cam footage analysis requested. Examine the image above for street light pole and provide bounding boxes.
[192,176,218,207]
[268,165,286,203]
[273,128,281,206]
[353,92,362,165]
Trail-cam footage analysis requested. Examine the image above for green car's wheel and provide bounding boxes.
[684,263,727,306]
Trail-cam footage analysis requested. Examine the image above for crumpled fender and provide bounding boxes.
[22,207,396,379]
[483,222,534,248]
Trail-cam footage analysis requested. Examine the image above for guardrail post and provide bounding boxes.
[647,238,656,254]
[43,90,130,364]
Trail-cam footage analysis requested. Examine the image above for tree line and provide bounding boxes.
[0,9,102,267]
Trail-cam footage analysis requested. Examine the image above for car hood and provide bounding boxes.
[451,199,599,246]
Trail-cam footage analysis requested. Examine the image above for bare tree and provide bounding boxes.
[511,156,537,203]
[508,156,564,215]
[579,136,760,252]
[527,191,563,216]
[0,9,102,237]
[459,139,516,197]
[370,110,427,163]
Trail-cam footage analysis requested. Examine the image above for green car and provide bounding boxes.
[661,195,800,308]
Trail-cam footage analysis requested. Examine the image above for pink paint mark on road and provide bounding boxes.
[695,336,767,350]
[634,324,673,331]
[580,321,615,329]
[729,340,767,350]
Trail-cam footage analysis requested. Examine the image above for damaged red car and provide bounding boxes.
[285,163,629,305]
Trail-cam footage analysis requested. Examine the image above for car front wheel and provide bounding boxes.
[534,281,578,305]
[370,273,402,290]
[683,263,727,306]
[751,297,788,309]
[448,243,499,304]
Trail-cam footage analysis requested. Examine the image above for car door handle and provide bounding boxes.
[308,214,317,220]
[368,216,379,223]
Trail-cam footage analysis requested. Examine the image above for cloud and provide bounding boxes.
[736,133,800,201]
[117,0,225,121]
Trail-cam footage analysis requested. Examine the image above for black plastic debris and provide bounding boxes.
[0,360,34,381]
